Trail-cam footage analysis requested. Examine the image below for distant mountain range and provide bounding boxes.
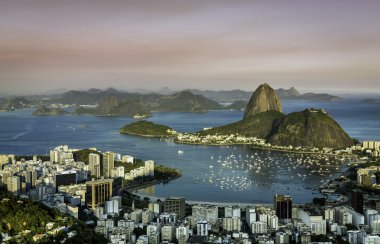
[0,86,342,113]
[186,87,342,103]
[41,89,222,116]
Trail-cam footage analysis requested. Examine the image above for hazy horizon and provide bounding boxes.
[1,85,380,100]
[0,0,379,95]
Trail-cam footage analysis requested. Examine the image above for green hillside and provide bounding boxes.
[198,110,284,138]
[120,121,173,137]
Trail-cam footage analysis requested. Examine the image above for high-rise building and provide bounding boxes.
[7,175,20,195]
[192,204,218,225]
[197,221,208,236]
[161,225,175,242]
[102,152,114,178]
[223,217,241,232]
[163,197,186,218]
[176,224,190,240]
[145,160,155,176]
[351,190,364,215]
[54,170,77,190]
[89,153,101,178]
[85,178,113,210]
[274,194,292,223]
[23,170,37,191]
[246,208,257,225]
[148,201,162,214]
[50,150,59,163]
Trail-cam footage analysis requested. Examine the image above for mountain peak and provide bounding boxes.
[243,83,282,119]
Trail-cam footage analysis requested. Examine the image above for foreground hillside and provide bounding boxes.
[0,187,106,243]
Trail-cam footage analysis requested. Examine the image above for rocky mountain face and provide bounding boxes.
[267,109,353,149]
[243,83,282,119]
[96,96,120,115]
[32,105,69,116]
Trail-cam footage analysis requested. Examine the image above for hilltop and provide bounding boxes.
[187,87,342,103]
[243,83,282,119]
[95,96,151,117]
[267,109,354,149]
[151,91,223,112]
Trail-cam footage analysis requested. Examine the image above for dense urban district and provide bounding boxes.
[0,139,380,244]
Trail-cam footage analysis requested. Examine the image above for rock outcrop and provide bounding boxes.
[32,105,69,116]
[243,83,282,119]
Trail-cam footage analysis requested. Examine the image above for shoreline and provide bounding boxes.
[120,131,172,139]
[249,145,357,158]
[120,169,182,192]
[120,132,357,158]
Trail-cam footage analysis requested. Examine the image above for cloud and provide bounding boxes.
[0,0,379,93]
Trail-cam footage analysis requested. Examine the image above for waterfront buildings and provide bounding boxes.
[274,194,292,223]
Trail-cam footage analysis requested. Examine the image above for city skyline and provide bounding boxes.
[0,0,380,94]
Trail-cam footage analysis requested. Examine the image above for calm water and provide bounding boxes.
[0,100,379,203]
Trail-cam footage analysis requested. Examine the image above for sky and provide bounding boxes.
[0,0,379,95]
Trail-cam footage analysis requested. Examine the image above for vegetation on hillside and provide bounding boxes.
[73,149,102,165]
[0,186,106,243]
[197,110,284,139]
[268,109,354,149]
[120,121,173,137]
[32,105,69,116]
[114,160,144,173]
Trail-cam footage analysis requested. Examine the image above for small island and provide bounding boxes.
[120,121,175,138]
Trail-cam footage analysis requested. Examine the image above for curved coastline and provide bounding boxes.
[119,169,182,196]
[121,131,357,158]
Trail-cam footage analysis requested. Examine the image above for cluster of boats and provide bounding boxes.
[192,149,353,194]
